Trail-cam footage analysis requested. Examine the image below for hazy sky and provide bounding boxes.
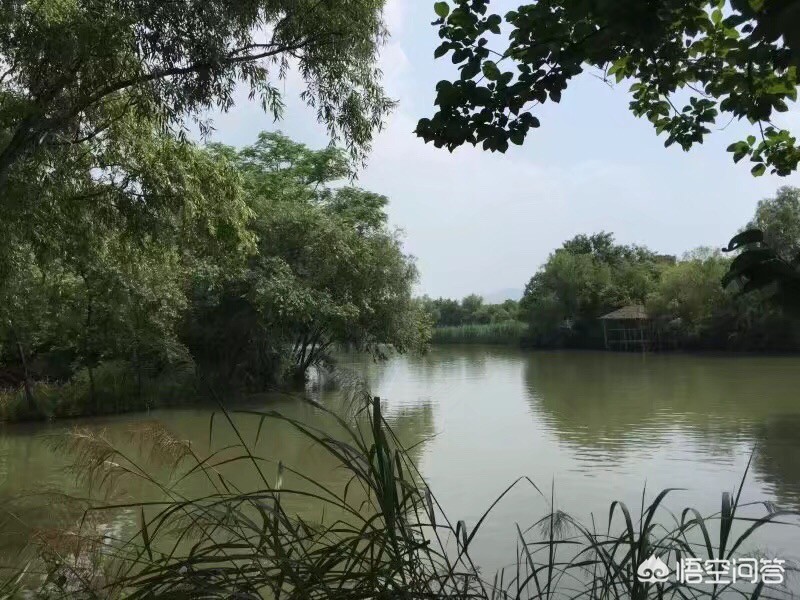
[202,0,800,300]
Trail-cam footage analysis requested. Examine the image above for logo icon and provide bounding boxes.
[637,554,670,583]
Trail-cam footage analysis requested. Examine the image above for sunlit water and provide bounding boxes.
[1,346,799,586]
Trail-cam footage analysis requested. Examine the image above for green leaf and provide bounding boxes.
[510,131,525,145]
[434,2,450,18]
[482,61,501,81]
[460,60,481,80]
[751,163,766,176]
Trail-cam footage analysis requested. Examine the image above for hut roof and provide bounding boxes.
[599,304,649,320]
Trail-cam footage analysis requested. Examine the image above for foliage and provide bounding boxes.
[417,0,800,176]
[1,130,426,418]
[10,394,797,598]
[511,192,800,349]
[0,0,392,197]
[0,361,196,423]
[520,232,663,347]
[191,132,431,386]
[423,294,520,327]
[0,119,250,413]
[722,187,800,318]
[750,186,800,260]
[0,0,399,415]
[647,248,733,340]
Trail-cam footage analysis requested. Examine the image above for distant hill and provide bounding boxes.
[483,288,524,304]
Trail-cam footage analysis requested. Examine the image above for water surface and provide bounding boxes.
[1,347,799,579]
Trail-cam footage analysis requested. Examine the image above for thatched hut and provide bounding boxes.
[599,305,653,351]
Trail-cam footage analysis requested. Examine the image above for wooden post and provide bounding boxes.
[602,319,608,350]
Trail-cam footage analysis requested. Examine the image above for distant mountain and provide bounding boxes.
[483,288,524,304]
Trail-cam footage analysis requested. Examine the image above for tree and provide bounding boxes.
[0,0,392,195]
[722,228,800,316]
[0,244,64,411]
[647,248,732,340]
[0,117,252,412]
[520,233,660,345]
[199,133,431,385]
[422,297,464,326]
[719,186,800,315]
[417,0,800,176]
[749,186,800,260]
[460,294,485,323]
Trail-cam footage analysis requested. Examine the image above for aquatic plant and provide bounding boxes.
[432,321,528,345]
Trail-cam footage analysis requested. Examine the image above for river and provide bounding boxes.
[1,346,799,584]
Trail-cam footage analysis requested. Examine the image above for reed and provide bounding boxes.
[432,321,528,345]
[0,360,197,422]
[5,388,798,599]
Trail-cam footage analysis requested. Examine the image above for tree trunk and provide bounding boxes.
[133,345,143,408]
[16,341,35,412]
[88,365,98,414]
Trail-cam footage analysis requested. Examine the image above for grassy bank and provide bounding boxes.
[0,360,198,423]
[4,391,796,598]
[431,320,528,345]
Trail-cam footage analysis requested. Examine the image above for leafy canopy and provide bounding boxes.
[0,0,392,194]
[520,232,661,339]
[722,187,800,313]
[418,0,800,176]
[201,133,431,381]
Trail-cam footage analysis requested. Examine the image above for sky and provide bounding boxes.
[200,0,800,300]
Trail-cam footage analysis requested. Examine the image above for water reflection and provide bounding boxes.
[752,415,800,510]
[337,347,799,571]
[522,351,800,506]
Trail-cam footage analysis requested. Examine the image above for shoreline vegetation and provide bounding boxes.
[426,187,800,352]
[9,184,800,427]
[1,133,431,424]
[2,394,796,598]
[430,321,527,345]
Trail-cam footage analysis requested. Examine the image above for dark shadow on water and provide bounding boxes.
[752,414,800,510]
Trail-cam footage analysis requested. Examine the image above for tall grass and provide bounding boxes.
[432,320,528,345]
[0,360,197,423]
[5,388,799,598]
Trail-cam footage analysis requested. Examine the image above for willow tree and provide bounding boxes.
[417,0,800,176]
[1,0,393,362]
[0,0,392,191]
